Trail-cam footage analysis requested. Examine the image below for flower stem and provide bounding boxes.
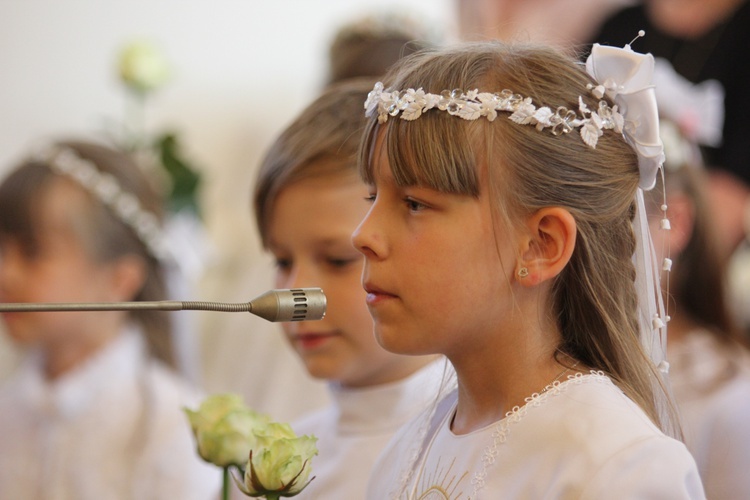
[222,466,230,500]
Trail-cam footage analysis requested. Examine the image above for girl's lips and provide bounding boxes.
[363,283,397,306]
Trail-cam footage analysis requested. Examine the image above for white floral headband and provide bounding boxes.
[34,146,170,261]
[364,41,665,191]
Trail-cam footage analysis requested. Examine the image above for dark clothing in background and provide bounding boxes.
[588,1,750,184]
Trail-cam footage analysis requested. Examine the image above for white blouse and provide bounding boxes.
[0,327,221,500]
[367,372,705,499]
[290,359,448,499]
[669,329,750,500]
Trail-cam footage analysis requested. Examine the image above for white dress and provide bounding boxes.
[367,372,705,499]
[0,327,221,500]
[291,359,448,499]
[669,329,750,500]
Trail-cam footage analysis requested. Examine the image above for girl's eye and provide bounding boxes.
[364,193,377,203]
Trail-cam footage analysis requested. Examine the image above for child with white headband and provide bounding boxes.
[353,40,706,498]
[0,140,220,499]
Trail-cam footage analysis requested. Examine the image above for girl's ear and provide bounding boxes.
[108,255,147,301]
[516,207,576,286]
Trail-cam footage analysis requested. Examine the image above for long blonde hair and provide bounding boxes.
[360,41,675,432]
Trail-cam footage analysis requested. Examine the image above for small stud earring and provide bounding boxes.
[518,267,529,278]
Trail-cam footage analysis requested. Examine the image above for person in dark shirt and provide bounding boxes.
[589,0,750,258]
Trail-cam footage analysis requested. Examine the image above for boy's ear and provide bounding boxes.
[108,255,147,301]
[516,207,576,287]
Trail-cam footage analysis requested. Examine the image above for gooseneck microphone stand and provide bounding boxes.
[0,288,326,323]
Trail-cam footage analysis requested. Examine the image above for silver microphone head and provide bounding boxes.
[248,288,326,322]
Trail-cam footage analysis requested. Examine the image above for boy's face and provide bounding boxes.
[0,179,122,348]
[267,169,425,388]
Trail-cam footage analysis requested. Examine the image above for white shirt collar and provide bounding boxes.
[14,325,145,419]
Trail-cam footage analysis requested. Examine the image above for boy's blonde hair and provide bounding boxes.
[254,78,374,246]
[360,41,672,430]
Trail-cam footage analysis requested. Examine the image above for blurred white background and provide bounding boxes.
[0,0,453,260]
[0,0,454,420]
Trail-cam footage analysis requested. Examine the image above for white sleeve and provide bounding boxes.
[580,435,706,500]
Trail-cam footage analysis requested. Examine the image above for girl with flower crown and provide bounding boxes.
[353,41,706,498]
[0,140,220,499]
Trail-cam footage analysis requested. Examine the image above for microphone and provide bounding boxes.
[0,288,326,323]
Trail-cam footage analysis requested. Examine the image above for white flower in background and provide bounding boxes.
[118,39,170,94]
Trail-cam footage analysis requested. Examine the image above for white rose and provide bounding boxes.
[237,423,318,497]
[118,40,170,94]
[184,394,271,468]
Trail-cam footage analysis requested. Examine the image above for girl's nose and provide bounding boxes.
[352,204,385,260]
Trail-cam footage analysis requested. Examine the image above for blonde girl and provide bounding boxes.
[353,41,705,498]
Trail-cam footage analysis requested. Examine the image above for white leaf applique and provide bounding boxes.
[477,93,499,121]
[364,82,384,116]
[531,107,554,131]
[509,98,537,125]
[578,96,591,115]
[611,106,624,133]
[401,102,424,121]
[457,101,482,120]
[423,93,441,111]
[580,120,602,148]
[400,89,427,121]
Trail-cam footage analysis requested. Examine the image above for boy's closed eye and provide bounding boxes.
[404,197,428,212]
[324,255,361,270]
[272,254,361,272]
[273,257,292,272]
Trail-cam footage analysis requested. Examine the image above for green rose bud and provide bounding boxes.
[184,394,271,468]
[118,39,170,95]
[236,423,318,498]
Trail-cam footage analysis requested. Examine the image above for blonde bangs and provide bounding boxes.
[358,45,510,196]
[360,112,481,196]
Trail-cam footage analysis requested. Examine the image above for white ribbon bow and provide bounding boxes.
[586,43,665,190]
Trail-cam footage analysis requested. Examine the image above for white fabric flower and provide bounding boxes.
[586,43,664,190]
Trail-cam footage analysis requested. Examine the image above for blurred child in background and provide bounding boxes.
[650,121,750,499]
[0,140,220,499]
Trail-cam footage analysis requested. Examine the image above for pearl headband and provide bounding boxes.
[34,146,170,261]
